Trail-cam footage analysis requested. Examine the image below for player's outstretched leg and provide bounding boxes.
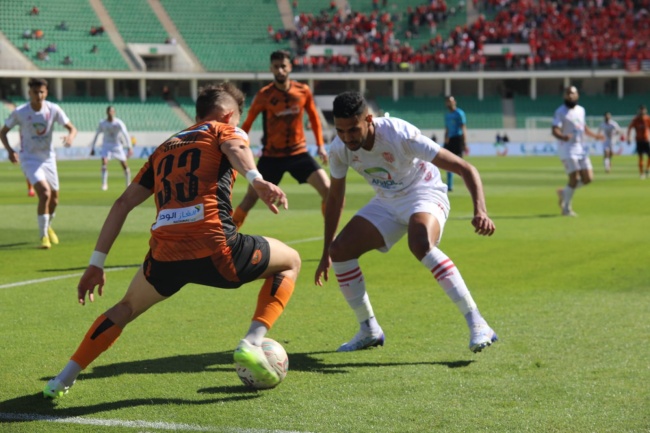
[333,259,385,352]
[421,248,498,353]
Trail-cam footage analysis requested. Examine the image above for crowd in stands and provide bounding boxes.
[276,0,650,72]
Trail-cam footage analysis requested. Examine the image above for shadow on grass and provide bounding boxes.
[39,351,474,382]
[0,242,31,249]
[0,391,260,423]
[39,264,140,273]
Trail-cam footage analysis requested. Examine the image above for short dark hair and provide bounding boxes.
[28,78,48,88]
[333,91,367,119]
[195,82,245,119]
[270,50,291,62]
[639,104,647,111]
[106,105,114,114]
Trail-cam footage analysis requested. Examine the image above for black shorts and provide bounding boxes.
[636,140,650,156]
[257,153,322,185]
[444,135,466,157]
[143,233,270,297]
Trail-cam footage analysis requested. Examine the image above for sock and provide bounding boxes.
[360,316,380,334]
[124,168,131,187]
[604,157,611,171]
[56,360,82,387]
[38,214,50,238]
[562,186,576,212]
[101,166,108,186]
[244,320,268,346]
[70,314,123,370]
[252,275,294,329]
[333,259,378,329]
[446,171,453,190]
[421,248,486,328]
[232,206,247,229]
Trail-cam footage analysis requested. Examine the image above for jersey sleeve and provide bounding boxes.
[53,104,71,126]
[133,157,155,191]
[4,110,19,129]
[396,118,440,162]
[328,141,348,179]
[552,107,563,128]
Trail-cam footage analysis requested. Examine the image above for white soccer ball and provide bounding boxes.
[236,338,289,389]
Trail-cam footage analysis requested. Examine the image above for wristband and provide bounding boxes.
[245,169,263,184]
[89,251,107,269]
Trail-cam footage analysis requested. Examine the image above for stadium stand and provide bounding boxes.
[159,0,290,72]
[102,0,169,44]
[0,0,129,70]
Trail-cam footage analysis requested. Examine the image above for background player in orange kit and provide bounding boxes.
[232,50,330,228]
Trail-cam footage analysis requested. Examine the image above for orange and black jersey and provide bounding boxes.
[629,114,650,142]
[132,121,248,262]
[241,80,324,157]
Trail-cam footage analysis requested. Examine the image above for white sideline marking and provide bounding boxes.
[0,237,322,290]
[0,412,310,432]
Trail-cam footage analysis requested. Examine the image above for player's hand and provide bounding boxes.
[314,254,331,286]
[317,146,329,165]
[563,133,573,142]
[472,212,495,236]
[77,265,106,305]
[90,148,95,156]
[8,150,19,164]
[252,179,288,214]
[62,136,72,147]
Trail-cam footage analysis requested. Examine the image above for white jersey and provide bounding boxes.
[91,118,130,149]
[329,117,448,203]
[598,120,621,146]
[4,101,70,161]
[552,104,587,159]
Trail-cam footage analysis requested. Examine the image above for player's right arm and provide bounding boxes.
[0,125,19,164]
[240,95,263,134]
[220,137,287,213]
[315,175,346,286]
[77,182,153,305]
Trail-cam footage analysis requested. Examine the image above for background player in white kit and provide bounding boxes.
[90,106,133,190]
[314,91,498,354]
[0,78,77,249]
[597,112,622,173]
[552,86,603,217]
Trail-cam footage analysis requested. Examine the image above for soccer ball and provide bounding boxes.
[236,338,289,390]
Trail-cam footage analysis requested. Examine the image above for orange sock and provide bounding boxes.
[232,206,247,229]
[253,275,295,329]
[70,314,123,369]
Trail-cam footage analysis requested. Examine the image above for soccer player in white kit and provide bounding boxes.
[597,112,622,173]
[551,86,603,217]
[90,106,133,190]
[0,78,77,249]
[314,91,498,354]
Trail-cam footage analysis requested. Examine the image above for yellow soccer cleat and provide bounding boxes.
[47,227,59,245]
[39,236,51,249]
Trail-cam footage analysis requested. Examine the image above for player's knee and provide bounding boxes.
[285,246,301,276]
[105,301,134,327]
[329,237,352,262]
[408,237,432,260]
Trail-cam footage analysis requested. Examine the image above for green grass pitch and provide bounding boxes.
[0,156,648,432]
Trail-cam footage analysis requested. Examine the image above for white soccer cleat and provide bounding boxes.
[101,184,108,191]
[337,329,385,352]
[43,378,74,399]
[562,208,578,217]
[469,324,498,353]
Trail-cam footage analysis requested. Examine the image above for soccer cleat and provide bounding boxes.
[101,184,108,191]
[233,339,279,388]
[469,324,498,353]
[39,236,51,249]
[641,174,647,180]
[47,227,59,245]
[562,208,578,217]
[43,378,73,399]
[336,330,385,352]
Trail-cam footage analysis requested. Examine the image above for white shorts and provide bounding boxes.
[101,144,127,162]
[561,155,593,174]
[356,188,449,253]
[21,157,59,190]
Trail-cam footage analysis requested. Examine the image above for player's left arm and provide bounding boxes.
[432,148,495,236]
[584,125,604,141]
[305,89,328,164]
[62,122,77,147]
[78,182,152,305]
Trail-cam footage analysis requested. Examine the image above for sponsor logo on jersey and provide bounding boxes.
[251,249,262,265]
[152,204,204,230]
[33,122,47,136]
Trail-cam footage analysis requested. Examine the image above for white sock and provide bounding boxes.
[244,320,268,346]
[57,360,82,387]
[101,166,108,185]
[333,259,379,331]
[604,158,611,171]
[562,186,576,212]
[421,248,486,328]
[124,168,131,187]
[38,214,50,238]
